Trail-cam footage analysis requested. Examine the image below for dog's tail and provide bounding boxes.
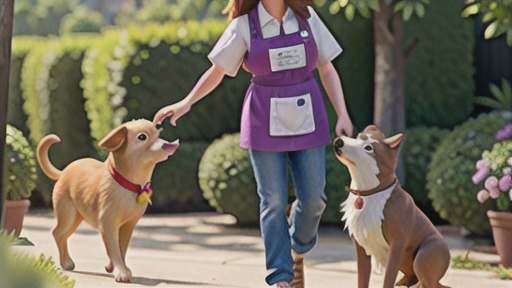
[36,134,62,181]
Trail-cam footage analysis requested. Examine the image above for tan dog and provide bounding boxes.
[37,119,179,282]
[334,125,449,288]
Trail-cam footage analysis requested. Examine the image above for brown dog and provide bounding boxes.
[37,119,179,282]
[334,125,449,288]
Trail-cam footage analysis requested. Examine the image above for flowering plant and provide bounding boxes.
[473,124,512,211]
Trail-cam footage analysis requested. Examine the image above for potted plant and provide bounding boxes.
[3,125,37,237]
[473,123,512,268]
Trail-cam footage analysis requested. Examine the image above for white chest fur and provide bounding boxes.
[341,182,397,267]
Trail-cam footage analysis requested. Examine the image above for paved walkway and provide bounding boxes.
[13,209,511,288]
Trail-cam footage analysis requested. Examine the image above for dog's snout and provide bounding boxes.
[334,138,344,149]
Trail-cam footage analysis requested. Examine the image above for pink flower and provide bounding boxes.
[477,190,489,203]
[489,187,500,199]
[476,159,490,170]
[504,167,512,175]
[485,176,499,190]
[472,167,490,184]
[499,175,511,191]
[495,124,512,140]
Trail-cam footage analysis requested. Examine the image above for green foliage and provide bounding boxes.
[114,21,251,143]
[328,0,428,21]
[59,5,105,34]
[452,253,491,270]
[114,0,228,26]
[8,37,43,137]
[402,126,449,223]
[452,253,512,280]
[4,125,38,201]
[0,233,75,288]
[474,79,512,111]
[198,133,259,225]
[427,112,512,235]
[13,0,77,36]
[21,35,98,203]
[315,2,375,134]
[80,29,121,150]
[148,141,213,213]
[322,146,351,224]
[404,0,475,129]
[462,0,512,46]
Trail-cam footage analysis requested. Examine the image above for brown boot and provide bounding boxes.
[291,251,305,288]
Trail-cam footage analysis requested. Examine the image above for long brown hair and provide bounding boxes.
[223,0,314,20]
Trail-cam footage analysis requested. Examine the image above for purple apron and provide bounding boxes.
[239,8,330,152]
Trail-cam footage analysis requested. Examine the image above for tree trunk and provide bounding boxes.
[0,0,15,227]
[373,0,405,181]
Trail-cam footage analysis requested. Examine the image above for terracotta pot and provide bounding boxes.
[487,210,512,268]
[3,199,31,237]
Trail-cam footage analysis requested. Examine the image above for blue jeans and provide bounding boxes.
[249,146,327,285]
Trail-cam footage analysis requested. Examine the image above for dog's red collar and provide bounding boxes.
[109,165,151,194]
[345,179,398,197]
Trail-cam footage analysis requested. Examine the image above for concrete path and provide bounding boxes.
[13,209,511,288]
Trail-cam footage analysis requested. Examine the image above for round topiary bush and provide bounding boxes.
[4,125,38,201]
[148,141,213,213]
[403,126,450,224]
[427,112,512,235]
[198,133,259,225]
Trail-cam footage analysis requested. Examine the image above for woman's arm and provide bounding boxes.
[153,63,226,125]
[318,61,353,137]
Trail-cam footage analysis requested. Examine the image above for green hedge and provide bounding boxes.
[8,37,42,137]
[20,35,98,204]
[404,0,475,128]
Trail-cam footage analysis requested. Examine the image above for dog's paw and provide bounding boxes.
[114,267,132,283]
[61,259,75,271]
[105,262,113,273]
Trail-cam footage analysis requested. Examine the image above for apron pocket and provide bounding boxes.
[269,94,315,137]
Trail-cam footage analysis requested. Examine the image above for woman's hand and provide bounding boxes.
[153,100,191,126]
[336,113,353,137]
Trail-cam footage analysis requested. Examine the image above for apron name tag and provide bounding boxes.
[268,44,307,72]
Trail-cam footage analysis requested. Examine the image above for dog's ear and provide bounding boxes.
[363,125,379,133]
[98,125,128,152]
[383,133,404,149]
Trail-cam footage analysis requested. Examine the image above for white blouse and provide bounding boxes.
[209,2,343,77]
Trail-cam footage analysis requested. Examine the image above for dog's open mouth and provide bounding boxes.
[162,139,179,153]
[334,149,356,166]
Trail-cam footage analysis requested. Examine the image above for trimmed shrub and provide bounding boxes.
[21,35,98,203]
[116,21,251,143]
[80,29,121,151]
[13,0,76,36]
[404,0,475,128]
[402,127,450,224]
[148,141,213,213]
[59,5,105,34]
[4,125,38,201]
[199,133,259,225]
[427,112,512,235]
[8,37,42,137]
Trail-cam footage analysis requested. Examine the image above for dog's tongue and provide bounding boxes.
[162,140,179,152]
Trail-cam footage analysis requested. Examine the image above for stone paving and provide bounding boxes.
[12,209,511,288]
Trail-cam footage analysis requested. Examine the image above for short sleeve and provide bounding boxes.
[208,16,249,77]
[307,7,343,67]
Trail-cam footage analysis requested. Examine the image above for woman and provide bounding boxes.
[154,0,353,287]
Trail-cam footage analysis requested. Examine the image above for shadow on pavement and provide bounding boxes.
[69,270,215,286]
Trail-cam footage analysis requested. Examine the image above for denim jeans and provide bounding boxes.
[249,146,327,285]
